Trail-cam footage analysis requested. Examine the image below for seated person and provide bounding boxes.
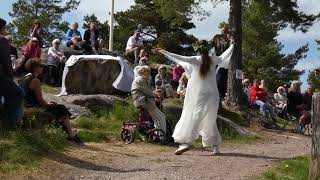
[177,73,188,99]
[65,22,86,49]
[138,48,148,60]
[300,85,314,128]
[155,65,174,98]
[47,39,66,86]
[134,57,148,78]
[20,58,83,144]
[15,37,41,74]
[242,79,250,106]
[274,86,287,109]
[125,30,144,64]
[250,79,276,121]
[172,64,185,90]
[83,22,100,54]
[131,66,166,133]
[5,35,18,69]
[30,19,44,48]
[287,81,310,131]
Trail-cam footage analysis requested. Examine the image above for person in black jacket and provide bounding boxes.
[83,22,100,54]
[0,18,25,128]
[5,35,18,69]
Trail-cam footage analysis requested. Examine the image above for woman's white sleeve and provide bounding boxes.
[160,50,198,64]
[216,44,234,72]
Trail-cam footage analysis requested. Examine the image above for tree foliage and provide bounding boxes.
[8,0,80,47]
[308,69,320,92]
[242,0,318,92]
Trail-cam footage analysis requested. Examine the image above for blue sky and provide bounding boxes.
[1,0,319,91]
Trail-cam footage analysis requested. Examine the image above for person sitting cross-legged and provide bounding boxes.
[65,22,86,50]
[20,58,84,144]
[250,79,277,122]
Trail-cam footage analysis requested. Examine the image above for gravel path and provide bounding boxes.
[10,130,310,180]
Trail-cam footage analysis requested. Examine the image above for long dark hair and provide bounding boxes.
[200,51,211,78]
[193,40,212,78]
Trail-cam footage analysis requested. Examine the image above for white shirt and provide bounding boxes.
[126,36,143,50]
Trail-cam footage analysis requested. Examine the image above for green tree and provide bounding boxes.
[8,0,80,47]
[82,14,110,48]
[308,69,320,92]
[242,0,319,92]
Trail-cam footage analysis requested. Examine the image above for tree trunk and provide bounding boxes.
[309,92,320,180]
[225,0,242,108]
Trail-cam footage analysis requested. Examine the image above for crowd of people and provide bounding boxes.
[0,14,318,156]
[242,78,314,132]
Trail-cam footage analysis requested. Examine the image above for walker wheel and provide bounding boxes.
[149,129,166,144]
[120,128,134,144]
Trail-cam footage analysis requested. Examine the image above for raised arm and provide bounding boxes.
[216,44,234,72]
[159,49,199,65]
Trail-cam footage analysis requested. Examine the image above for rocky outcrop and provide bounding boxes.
[65,59,121,95]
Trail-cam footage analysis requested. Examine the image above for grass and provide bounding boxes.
[262,156,309,180]
[0,127,67,173]
[41,84,60,94]
[72,100,139,142]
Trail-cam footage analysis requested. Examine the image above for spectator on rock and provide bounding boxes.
[66,22,86,49]
[274,86,287,109]
[139,48,149,60]
[242,79,250,106]
[299,85,314,129]
[134,57,149,78]
[30,19,44,47]
[0,18,25,128]
[172,63,185,90]
[177,73,188,99]
[287,81,312,132]
[5,35,18,69]
[259,79,268,92]
[131,65,167,133]
[250,79,276,121]
[84,22,100,54]
[20,58,84,144]
[126,30,144,65]
[155,65,174,98]
[47,39,66,86]
[15,37,41,74]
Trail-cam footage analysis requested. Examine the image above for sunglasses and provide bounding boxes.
[55,42,60,44]
[32,41,38,43]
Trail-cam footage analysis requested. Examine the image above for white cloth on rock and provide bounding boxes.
[159,44,234,147]
[58,55,134,96]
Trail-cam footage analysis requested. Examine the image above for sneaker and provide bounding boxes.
[68,135,84,145]
[212,146,220,155]
[174,144,190,155]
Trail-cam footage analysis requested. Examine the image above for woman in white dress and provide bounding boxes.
[153,40,234,155]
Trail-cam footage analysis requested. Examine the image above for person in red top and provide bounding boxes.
[172,64,185,90]
[15,37,41,74]
[250,79,276,121]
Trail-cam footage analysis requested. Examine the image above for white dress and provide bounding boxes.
[160,44,234,147]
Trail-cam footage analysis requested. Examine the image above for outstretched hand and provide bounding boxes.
[151,48,162,55]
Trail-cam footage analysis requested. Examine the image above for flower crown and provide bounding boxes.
[192,40,214,53]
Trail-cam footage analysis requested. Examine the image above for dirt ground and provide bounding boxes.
[5,129,311,180]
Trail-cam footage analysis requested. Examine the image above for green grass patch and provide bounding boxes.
[73,100,139,142]
[41,84,60,94]
[262,156,309,180]
[0,127,67,172]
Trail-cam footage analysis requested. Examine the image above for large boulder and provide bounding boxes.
[65,59,121,95]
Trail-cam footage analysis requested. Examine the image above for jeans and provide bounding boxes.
[0,68,25,126]
[254,100,276,118]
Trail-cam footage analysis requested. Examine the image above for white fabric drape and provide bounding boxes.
[58,55,134,96]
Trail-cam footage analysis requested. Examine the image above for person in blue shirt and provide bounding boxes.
[65,22,86,49]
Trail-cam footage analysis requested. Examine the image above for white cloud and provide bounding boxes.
[295,58,320,71]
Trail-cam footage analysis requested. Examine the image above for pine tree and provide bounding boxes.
[8,0,80,47]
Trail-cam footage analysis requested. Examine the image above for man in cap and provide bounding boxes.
[0,18,25,128]
[125,30,144,65]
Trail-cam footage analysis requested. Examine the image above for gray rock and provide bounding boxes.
[65,59,121,95]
